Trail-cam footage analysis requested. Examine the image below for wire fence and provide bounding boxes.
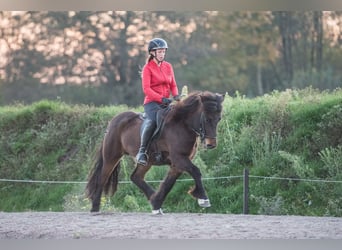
[0,176,243,184]
[1,170,341,214]
[1,174,341,184]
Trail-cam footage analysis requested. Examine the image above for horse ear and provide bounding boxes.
[215,93,225,102]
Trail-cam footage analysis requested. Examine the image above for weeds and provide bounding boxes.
[1,88,342,216]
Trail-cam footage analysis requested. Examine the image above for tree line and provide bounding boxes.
[0,11,341,106]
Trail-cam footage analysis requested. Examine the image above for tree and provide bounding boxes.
[273,11,325,86]
[193,11,279,96]
[1,11,341,106]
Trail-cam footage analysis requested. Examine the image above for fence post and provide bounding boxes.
[243,168,249,214]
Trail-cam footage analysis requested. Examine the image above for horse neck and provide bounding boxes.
[184,108,204,136]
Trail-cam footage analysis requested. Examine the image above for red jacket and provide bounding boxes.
[142,60,179,105]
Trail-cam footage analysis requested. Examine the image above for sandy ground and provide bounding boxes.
[0,212,341,239]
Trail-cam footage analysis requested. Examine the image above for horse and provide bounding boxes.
[85,91,225,214]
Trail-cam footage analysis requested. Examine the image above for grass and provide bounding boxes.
[0,87,341,216]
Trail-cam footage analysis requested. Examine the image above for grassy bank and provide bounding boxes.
[0,88,341,216]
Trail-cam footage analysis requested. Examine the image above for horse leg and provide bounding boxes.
[187,164,211,207]
[174,158,211,208]
[130,164,155,200]
[149,167,182,211]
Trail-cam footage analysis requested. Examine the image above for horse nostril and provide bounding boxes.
[204,138,217,149]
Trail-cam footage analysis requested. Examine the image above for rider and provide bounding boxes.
[136,37,180,166]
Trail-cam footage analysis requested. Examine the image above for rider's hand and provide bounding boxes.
[162,97,172,105]
[173,95,180,101]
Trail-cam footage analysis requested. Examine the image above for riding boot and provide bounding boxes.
[136,118,155,166]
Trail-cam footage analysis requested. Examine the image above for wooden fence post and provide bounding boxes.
[243,168,249,214]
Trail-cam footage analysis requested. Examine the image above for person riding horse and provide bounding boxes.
[136,38,180,166]
[85,38,225,214]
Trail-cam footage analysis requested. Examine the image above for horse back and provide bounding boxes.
[104,111,142,156]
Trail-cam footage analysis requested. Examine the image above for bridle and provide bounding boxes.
[192,112,216,143]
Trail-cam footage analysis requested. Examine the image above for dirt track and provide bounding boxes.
[0,212,342,239]
[0,212,341,239]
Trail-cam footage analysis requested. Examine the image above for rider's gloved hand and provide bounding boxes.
[162,97,173,105]
[173,95,180,101]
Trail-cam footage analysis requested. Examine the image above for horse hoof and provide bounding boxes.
[198,198,211,207]
[152,208,164,215]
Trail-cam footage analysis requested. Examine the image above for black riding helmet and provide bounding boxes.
[148,38,168,53]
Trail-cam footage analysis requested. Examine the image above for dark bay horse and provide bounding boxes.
[86,91,225,214]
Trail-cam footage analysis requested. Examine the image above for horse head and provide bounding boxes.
[169,91,225,149]
[199,92,225,149]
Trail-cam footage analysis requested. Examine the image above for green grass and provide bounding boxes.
[0,88,341,216]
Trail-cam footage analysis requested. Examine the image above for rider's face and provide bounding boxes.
[154,49,166,61]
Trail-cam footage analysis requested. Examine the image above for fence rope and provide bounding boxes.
[249,175,342,183]
[0,179,88,184]
[0,175,243,185]
[1,175,341,184]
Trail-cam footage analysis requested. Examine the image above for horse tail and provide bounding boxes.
[85,143,121,201]
[85,143,104,201]
[103,161,120,197]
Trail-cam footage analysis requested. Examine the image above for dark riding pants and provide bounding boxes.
[143,102,165,122]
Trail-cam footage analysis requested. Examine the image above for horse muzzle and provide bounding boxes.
[204,137,217,149]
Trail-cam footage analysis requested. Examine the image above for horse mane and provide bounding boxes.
[168,91,223,122]
[167,91,200,122]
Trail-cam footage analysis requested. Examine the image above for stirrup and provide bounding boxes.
[136,152,148,166]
